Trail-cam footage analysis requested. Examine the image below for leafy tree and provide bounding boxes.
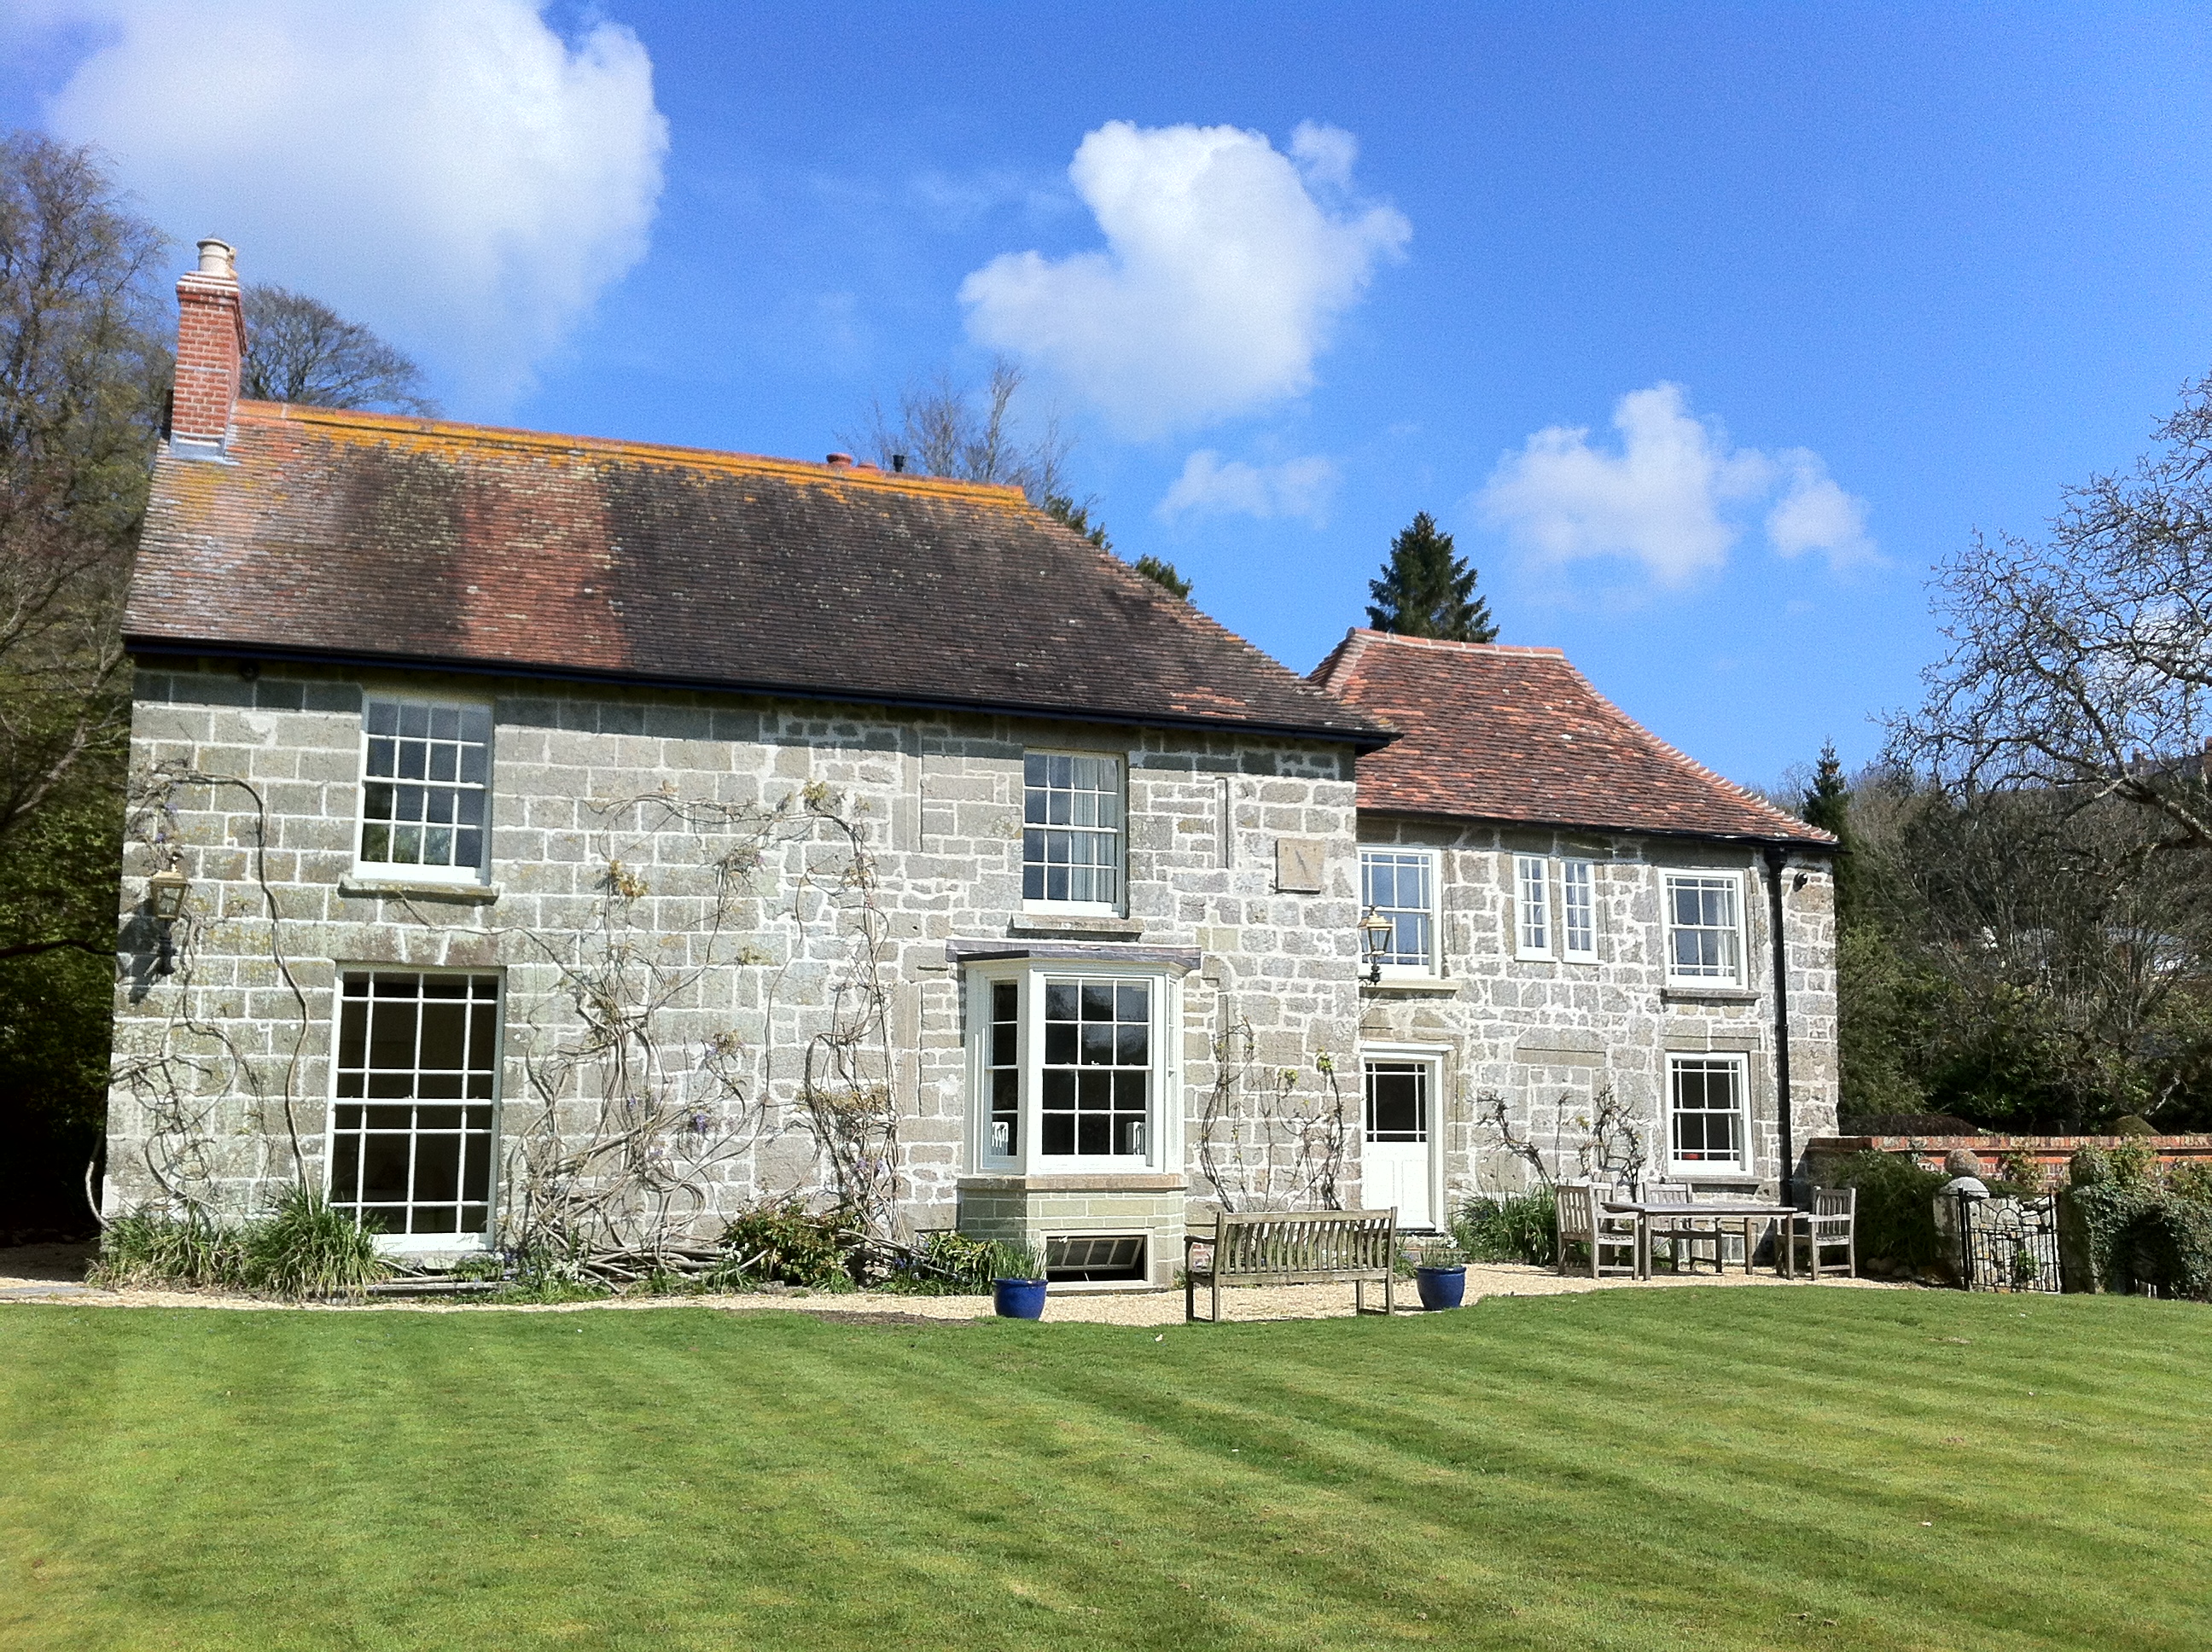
[0,131,168,1229]
[240,283,437,415]
[1365,511,1496,641]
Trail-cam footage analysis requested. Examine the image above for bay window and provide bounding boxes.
[969,962,1177,1172]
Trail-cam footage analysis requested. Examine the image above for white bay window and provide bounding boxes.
[969,961,1178,1172]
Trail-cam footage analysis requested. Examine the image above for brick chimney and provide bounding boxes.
[171,238,245,457]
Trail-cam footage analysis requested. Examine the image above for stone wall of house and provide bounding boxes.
[105,659,1368,1275]
[1353,819,1838,1207]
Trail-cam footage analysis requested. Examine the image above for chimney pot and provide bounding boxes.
[824,452,853,470]
[195,237,236,278]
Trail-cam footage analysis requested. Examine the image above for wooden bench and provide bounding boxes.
[1184,1207,1399,1322]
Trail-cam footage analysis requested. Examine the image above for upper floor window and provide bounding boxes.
[1665,872,1743,983]
[1360,848,1438,974]
[1023,752,1122,910]
[969,963,1174,1171]
[1561,858,1598,963]
[1515,854,1551,959]
[359,698,491,879]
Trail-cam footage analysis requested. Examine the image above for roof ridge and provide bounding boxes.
[233,399,1032,507]
[1551,655,1837,844]
[1357,626,1566,658]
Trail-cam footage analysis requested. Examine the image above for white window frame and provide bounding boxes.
[1663,870,1745,986]
[1560,858,1599,963]
[1665,1051,1752,1178]
[1360,846,1441,978]
[1020,749,1126,916]
[965,960,1180,1174]
[353,692,494,887]
[1514,853,1552,960]
[324,968,504,1251]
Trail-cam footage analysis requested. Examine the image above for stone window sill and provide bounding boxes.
[957,1173,1185,1194]
[339,877,500,906]
[1361,977,1463,996]
[1661,985,1760,1004]
[1009,914,1144,939]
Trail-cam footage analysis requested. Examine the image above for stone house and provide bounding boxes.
[1314,630,1838,1228]
[102,242,1836,1284]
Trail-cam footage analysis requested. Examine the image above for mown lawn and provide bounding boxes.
[3,1288,2209,1650]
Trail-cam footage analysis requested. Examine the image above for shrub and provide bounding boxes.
[89,1187,388,1300]
[876,1230,1011,1295]
[2126,1198,2212,1300]
[714,1200,861,1288]
[239,1184,388,1300]
[2166,1160,2212,1204]
[89,1207,247,1290]
[1824,1151,1947,1272]
[2108,1142,2158,1186]
[2111,1114,2157,1137]
[1998,1150,2048,1195]
[2068,1146,2112,1187]
[1453,1189,1557,1266]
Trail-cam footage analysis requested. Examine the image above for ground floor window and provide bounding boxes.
[1667,1053,1749,1175]
[969,963,1174,1172]
[329,971,499,1236]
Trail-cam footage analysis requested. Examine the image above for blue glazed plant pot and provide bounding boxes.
[992,1277,1048,1319]
[1414,1265,1467,1311]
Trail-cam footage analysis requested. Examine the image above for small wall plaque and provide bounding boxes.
[1274,836,1326,893]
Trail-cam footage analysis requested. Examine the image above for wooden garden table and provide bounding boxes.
[1602,1198,1802,1278]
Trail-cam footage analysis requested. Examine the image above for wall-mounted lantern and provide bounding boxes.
[147,867,190,976]
[1358,905,1394,985]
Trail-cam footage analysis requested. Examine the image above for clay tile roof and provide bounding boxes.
[1313,628,1833,846]
[126,403,1394,747]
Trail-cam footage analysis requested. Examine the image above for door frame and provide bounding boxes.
[1358,1041,1450,1232]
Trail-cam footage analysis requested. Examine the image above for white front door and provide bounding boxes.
[1363,1059,1435,1230]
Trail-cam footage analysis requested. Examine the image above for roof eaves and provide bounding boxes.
[125,636,1399,750]
[1354,801,1839,851]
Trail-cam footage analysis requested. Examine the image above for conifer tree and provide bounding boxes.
[1365,512,1495,641]
[1800,742,1861,928]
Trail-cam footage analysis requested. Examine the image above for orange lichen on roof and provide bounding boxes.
[239,401,1032,507]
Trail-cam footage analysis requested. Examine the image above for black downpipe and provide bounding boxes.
[1761,845,1797,1207]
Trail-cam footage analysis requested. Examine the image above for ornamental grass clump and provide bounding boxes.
[90,1187,389,1300]
[239,1184,389,1300]
[1452,1188,1557,1266]
[89,1207,247,1291]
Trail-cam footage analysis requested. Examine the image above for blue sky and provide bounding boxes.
[9,3,2212,790]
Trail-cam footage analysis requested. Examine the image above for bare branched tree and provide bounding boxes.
[240,284,437,416]
[0,131,167,858]
[845,357,1070,505]
[1890,369,2212,854]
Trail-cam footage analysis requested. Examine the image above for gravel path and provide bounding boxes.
[0,1242,1906,1320]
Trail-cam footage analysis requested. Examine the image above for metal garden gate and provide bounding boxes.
[1954,1192,2061,1293]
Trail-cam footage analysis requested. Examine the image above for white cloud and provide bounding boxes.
[36,1,667,403]
[1157,451,1339,526]
[1767,449,1877,567]
[1477,383,1874,585]
[959,120,1410,436]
